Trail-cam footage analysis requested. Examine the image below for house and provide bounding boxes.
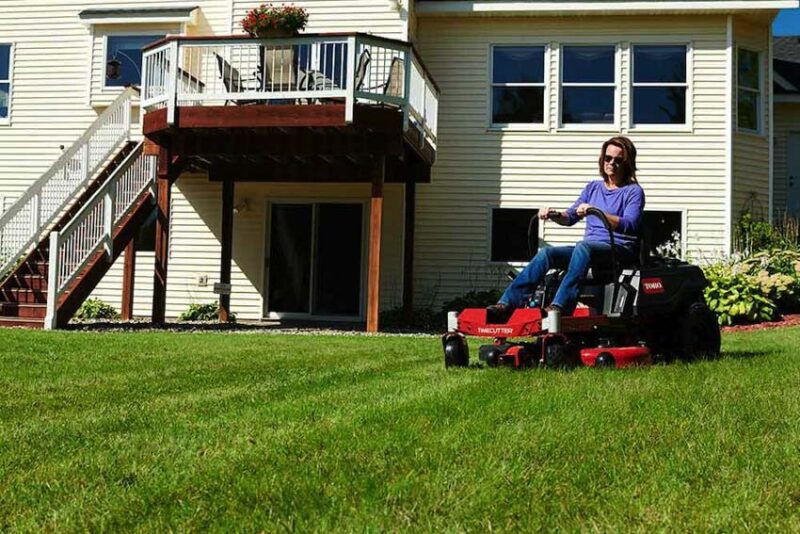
[0,0,795,330]
[773,35,800,218]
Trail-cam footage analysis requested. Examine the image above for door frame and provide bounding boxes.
[262,198,368,321]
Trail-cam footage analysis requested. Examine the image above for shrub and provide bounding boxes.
[379,306,443,331]
[440,289,503,313]
[178,302,235,322]
[703,264,776,326]
[74,298,120,321]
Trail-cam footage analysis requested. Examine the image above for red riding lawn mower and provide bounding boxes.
[442,208,721,370]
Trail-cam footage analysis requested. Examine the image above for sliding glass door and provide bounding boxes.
[266,202,364,317]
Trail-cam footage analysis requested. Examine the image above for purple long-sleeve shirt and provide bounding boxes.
[564,180,645,249]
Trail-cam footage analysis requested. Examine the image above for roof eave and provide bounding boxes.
[416,1,799,17]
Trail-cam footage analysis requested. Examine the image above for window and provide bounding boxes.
[491,208,538,262]
[737,48,761,132]
[642,211,683,258]
[0,44,11,121]
[491,46,545,125]
[561,45,616,125]
[632,45,687,125]
[105,34,162,87]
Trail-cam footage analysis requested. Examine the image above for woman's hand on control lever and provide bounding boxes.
[576,203,593,218]
[538,208,558,220]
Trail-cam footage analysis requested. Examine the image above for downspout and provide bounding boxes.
[725,15,734,254]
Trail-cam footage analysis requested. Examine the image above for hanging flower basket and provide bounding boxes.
[241,4,309,38]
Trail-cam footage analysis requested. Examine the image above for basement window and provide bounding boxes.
[642,210,683,259]
[490,208,538,262]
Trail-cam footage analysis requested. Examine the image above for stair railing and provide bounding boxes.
[44,142,156,330]
[0,86,138,280]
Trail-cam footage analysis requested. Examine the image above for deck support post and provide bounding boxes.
[219,179,234,323]
[402,178,416,313]
[366,156,385,333]
[121,240,136,320]
[152,144,175,325]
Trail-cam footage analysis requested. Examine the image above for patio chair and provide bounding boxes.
[263,45,297,91]
[383,56,404,98]
[214,53,261,106]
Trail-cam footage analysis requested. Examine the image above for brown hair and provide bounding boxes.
[599,136,638,184]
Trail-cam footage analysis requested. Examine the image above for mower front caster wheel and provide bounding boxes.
[444,336,469,368]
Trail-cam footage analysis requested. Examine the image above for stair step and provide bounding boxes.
[17,261,48,277]
[0,303,47,319]
[0,288,48,304]
[0,316,44,329]
[4,274,47,291]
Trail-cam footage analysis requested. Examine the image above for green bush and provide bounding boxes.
[440,289,503,313]
[703,264,776,326]
[379,306,444,331]
[178,302,235,322]
[73,298,120,321]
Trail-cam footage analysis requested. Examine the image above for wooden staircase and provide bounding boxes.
[0,142,154,328]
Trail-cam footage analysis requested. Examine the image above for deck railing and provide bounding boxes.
[0,87,137,281]
[44,143,156,329]
[141,33,439,145]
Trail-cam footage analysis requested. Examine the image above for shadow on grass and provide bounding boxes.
[722,349,770,360]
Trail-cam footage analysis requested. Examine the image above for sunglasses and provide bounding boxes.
[604,155,624,166]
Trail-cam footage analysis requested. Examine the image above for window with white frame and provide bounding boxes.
[105,34,163,88]
[0,44,11,120]
[632,45,688,125]
[491,46,545,125]
[490,207,539,262]
[642,210,683,259]
[561,45,616,125]
[737,48,761,132]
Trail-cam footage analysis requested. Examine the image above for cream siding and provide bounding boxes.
[231,1,408,39]
[90,180,406,320]
[732,19,771,222]
[416,15,730,305]
[773,102,800,215]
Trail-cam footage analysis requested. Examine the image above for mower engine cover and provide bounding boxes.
[633,261,708,315]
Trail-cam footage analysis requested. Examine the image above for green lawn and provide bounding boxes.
[1,327,800,532]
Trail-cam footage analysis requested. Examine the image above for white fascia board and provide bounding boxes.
[416,1,799,16]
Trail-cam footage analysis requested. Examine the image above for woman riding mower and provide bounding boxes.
[486,136,645,323]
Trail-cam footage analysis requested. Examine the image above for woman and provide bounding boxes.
[487,136,645,322]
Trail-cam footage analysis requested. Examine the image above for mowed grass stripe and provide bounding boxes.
[0,328,799,531]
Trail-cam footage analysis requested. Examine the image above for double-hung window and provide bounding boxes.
[105,34,163,88]
[0,44,12,122]
[561,45,616,125]
[737,48,761,132]
[632,45,688,125]
[491,46,545,126]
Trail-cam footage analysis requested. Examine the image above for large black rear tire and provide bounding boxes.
[678,301,721,361]
[444,336,469,368]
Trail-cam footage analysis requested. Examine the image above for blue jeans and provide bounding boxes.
[499,240,631,313]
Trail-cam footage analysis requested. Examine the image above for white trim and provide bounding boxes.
[724,15,733,253]
[769,25,775,220]
[85,26,95,106]
[416,1,799,16]
[557,43,620,131]
[0,42,13,126]
[627,43,691,131]
[488,43,548,129]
